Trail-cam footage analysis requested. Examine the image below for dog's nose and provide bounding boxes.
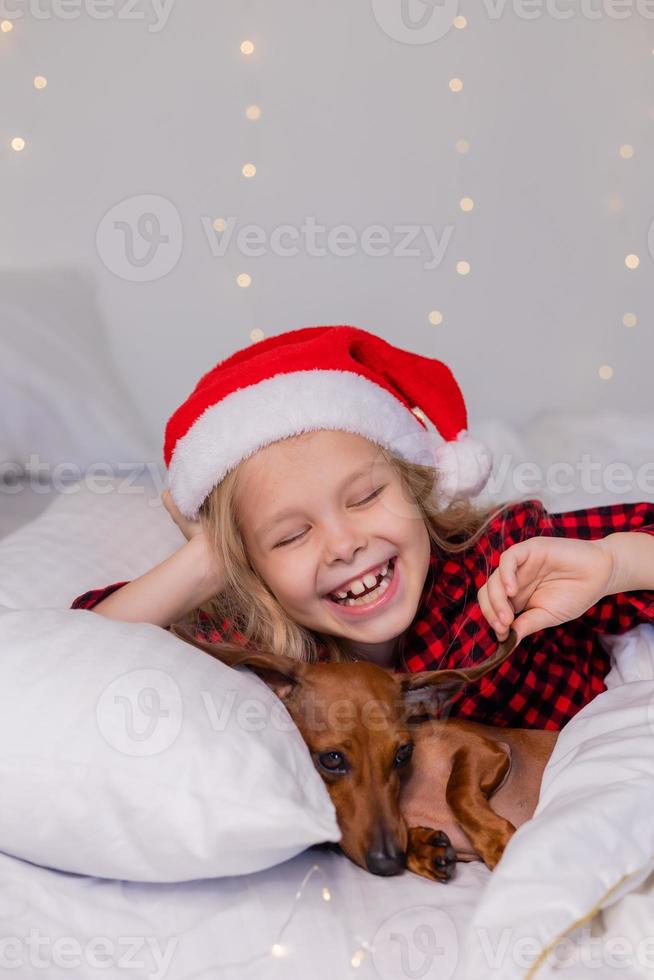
[365,846,406,876]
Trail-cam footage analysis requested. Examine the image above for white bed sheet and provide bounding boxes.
[0,842,490,979]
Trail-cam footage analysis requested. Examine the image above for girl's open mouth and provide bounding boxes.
[322,556,399,617]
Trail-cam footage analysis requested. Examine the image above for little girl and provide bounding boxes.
[71,325,654,731]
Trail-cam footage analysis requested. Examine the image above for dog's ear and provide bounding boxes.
[398,628,520,723]
[170,623,305,702]
[400,675,467,723]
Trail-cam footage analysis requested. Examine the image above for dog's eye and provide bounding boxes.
[394,743,413,767]
[318,751,346,772]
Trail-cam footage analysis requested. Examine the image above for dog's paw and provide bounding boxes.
[406,826,457,882]
[480,842,506,871]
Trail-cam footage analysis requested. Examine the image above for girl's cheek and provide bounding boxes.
[273,567,308,602]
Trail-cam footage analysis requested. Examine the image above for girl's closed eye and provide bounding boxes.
[273,485,387,548]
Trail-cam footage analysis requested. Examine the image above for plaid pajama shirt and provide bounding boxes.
[70,498,654,731]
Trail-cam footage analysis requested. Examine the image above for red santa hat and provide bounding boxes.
[164,325,492,519]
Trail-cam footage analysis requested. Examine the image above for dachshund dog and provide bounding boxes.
[172,625,558,882]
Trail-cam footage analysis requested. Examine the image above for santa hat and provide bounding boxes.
[164,325,492,519]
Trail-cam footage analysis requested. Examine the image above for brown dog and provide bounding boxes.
[171,625,558,882]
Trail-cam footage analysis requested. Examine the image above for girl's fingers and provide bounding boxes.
[486,569,515,630]
[499,546,522,595]
[478,579,511,636]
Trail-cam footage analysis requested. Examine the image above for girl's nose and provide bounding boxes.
[324,532,368,566]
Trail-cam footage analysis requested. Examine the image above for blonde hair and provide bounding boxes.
[172,441,517,666]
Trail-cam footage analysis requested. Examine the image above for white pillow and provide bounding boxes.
[0,606,340,882]
[0,473,183,610]
[0,266,155,477]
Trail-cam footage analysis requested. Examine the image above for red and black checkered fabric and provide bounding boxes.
[70,498,654,731]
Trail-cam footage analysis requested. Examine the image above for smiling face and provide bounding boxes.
[234,429,432,666]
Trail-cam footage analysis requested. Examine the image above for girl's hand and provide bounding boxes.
[161,487,204,541]
[477,536,615,645]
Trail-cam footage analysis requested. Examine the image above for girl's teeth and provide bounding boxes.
[331,560,394,606]
[332,561,390,601]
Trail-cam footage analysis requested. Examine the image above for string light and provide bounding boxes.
[180,863,335,971]
[455,138,469,154]
[598,364,613,380]
[212,218,226,232]
[321,887,331,901]
[449,77,463,93]
[624,253,640,269]
[0,19,13,31]
[33,75,47,90]
[428,310,443,325]
[240,34,258,358]
[453,15,467,28]
[606,194,622,213]
[459,196,474,212]
[10,137,25,151]
[456,259,471,275]
[619,144,634,159]
[622,313,637,327]
[350,935,375,969]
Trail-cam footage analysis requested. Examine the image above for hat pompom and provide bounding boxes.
[433,429,492,502]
